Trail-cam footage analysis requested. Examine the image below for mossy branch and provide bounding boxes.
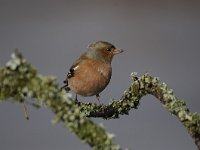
[78,73,200,149]
[0,50,120,150]
[0,51,199,149]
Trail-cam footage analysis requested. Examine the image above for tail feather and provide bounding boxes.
[60,79,70,92]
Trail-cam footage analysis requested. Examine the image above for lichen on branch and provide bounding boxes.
[0,50,120,150]
[0,50,199,150]
[78,72,200,149]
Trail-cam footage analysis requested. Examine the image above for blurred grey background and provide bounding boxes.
[0,0,200,150]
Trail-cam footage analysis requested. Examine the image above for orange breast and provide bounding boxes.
[68,59,112,96]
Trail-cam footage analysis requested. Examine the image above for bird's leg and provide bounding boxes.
[75,94,78,103]
[96,94,101,104]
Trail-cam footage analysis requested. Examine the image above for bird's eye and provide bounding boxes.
[106,48,111,52]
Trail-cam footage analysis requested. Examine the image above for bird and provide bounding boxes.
[61,41,124,102]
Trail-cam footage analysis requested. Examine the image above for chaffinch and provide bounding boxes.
[62,41,124,101]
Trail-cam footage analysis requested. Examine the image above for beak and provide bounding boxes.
[113,48,124,55]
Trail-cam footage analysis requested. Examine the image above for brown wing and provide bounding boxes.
[67,52,88,78]
[61,52,88,90]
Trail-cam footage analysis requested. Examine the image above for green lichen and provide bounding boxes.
[0,50,120,150]
[0,50,199,149]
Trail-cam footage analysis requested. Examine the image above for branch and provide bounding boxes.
[0,50,199,149]
[78,73,200,149]
[0,50,120,150]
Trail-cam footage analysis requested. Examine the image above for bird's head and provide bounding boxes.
[86,41,124,64]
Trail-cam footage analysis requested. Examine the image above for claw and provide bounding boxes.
[96,94,100,104]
